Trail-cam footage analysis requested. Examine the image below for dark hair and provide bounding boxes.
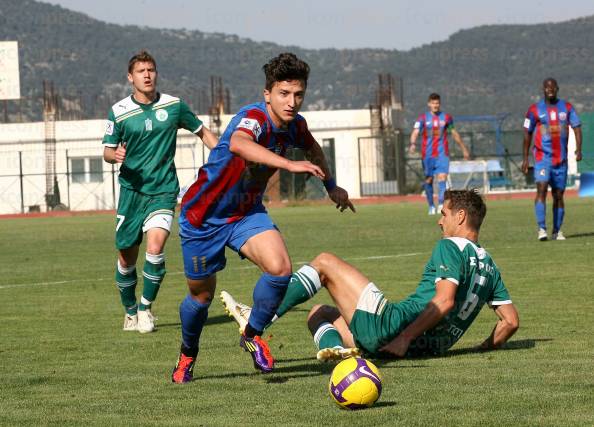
[128,50,157,74]
[444,189,487,231]
[428,93,441,101]
[543,77,558,87]
[263,53,310,90]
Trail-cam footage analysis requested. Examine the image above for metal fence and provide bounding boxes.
[0,135,208,214]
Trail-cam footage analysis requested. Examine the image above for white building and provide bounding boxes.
[0,109,385,214]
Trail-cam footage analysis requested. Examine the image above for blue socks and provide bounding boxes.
[535,201,546,229]
[424,182,434,208]
[247,272,291,335]
[437,181,447,205]
[553,207,564,233]
[179,294,210,351]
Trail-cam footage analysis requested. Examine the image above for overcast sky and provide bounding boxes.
[43,0,594,50]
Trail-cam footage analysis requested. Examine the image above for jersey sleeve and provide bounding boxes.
[413,114,424,131]
[178,100,204,133]
[445,114,454,130]
[431,240,464,285]
[102,109,121,147]
[234,108,267,142]
[524,105,538,133]
[487,271,512,307]
[566,102,581,128]
[295,116,316,150]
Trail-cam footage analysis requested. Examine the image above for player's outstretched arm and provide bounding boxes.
[196,126,219,150]
[451,129,470,160]
[478,303,519,350]
[380,279,457,357]
[229,131,325,178]
[305,142,355,213]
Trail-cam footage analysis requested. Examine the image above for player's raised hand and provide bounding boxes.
[328,186,356,213]
[115,143,127,163]
[287,160,325,179]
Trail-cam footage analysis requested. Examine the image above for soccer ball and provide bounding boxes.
[328,357,382,409]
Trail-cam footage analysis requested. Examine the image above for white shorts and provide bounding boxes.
[142,210,174,233]
[356,282,387,315]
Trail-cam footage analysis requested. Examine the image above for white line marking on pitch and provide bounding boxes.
[0,252,424,290]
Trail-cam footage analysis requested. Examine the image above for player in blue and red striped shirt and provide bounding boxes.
[171,53,355,383]
[522,78,582,241]
[409,93,470,214]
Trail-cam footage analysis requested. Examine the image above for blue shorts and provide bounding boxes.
[180,210,278,280]
[534,159,567,190]
[422,156,449,177]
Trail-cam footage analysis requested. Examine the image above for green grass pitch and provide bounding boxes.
[1,198,593,426]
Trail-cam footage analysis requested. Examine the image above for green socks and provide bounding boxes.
[274,265,322,319]
[140,252,165,311]
[313,321,343,349]
[116,260,137,315]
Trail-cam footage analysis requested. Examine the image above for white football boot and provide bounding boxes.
[220,290,251,334]
[428,206,436,215]
[538,228,548,241]
[552,231,566,241]
[137,309,156,334]
[123,313,138,331]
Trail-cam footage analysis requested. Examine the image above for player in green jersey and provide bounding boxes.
[103,50,218,333]
[221,189,519,359]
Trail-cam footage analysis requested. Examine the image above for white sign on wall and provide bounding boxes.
[0,41,21,100]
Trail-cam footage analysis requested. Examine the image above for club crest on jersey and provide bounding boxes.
[539,168,546,176]
[559,112,567,121]
[439,120,446,126]
[155,109,168,122]
[145,118,153,131]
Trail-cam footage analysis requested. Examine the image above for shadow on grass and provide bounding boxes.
[445,338,552,357]
[416,338,552,359]
[370,401,398,409]
[157,314,233,329]
[564,231,594,239]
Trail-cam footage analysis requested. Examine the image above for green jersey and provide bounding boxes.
[402,237,512,355]
[102,93,203,196]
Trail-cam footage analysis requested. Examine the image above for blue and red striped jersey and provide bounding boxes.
[524,99,581,166]
[414,112,454,159]
[180,102,315,228]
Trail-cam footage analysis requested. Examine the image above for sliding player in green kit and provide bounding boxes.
[103,50,218,333]
[222,189,519,359]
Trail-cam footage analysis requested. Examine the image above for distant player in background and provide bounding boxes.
[171,53,355,383]
[522,78,582,241]
[222,189,519,360]
[409,93,470,215]
[102,50,218,333]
